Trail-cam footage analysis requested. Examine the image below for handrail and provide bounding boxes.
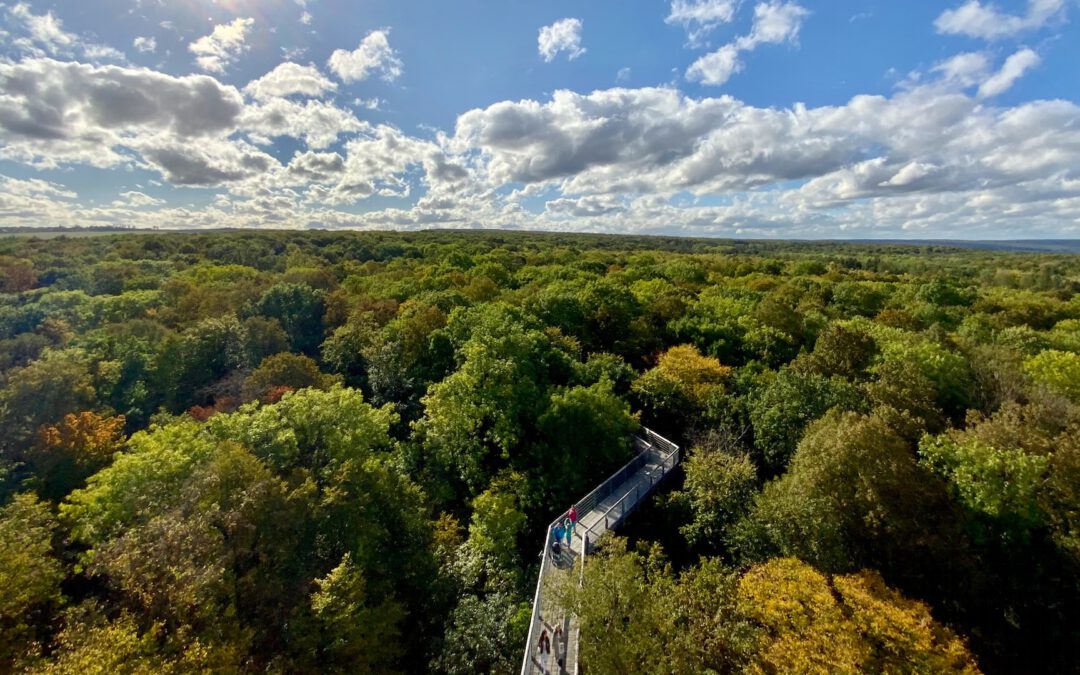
[519,427,680,675]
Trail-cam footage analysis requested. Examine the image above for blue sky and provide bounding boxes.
[0,0,1078,237]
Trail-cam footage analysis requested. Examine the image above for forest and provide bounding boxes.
[0,230,1077,674]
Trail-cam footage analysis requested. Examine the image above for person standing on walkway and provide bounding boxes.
[552,522,564,556]
[553,625,564,669]
[563,517,573,547]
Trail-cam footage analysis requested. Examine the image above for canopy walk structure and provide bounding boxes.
[520,428,680,675]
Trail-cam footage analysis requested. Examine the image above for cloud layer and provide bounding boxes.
[0,2,1076,238]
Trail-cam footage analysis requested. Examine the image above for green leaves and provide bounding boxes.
[920,435,1048,526]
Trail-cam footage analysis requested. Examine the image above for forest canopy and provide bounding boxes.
[0,230,1077,673]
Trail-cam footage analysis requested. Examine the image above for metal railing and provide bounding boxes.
[519,427,680,675]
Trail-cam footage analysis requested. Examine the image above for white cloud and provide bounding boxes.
[112,190,164,207]
[7,3,125,63]
[538,18,585,62]
[686,44,742,86]
[9,3,74,51]
[327,30,403,83]
[616,67,632,83]
[687,1,809,86]
[978,48,1041,98]
[189,18,254,73]
[133,36,156,53]
[243,62,336,101]
[300,12,313,26]
[666,0,737,45]
[452,81,1080,226]
[240,98,365,149]
[743,0,809,47]
[932,51,991,87]
[0,58,244,169]
[135,135,276,186]
[935,0,1066,39]
[1,44,1078,237]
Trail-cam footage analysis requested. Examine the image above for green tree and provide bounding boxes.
[535,379,638,506]
[431,593,529,675]
[241,352,338,403]
[308,553,406,674]
[1024,350,1080,402]
[748,368,865,474]
[674,432,758,554]
[0,493,64,669]
[0,349,97,456]
[250,282,326,355]
[734,411,965,591]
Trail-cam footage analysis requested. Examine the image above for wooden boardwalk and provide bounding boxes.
[521,429,680,675]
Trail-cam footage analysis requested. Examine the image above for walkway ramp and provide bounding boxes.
[520,428,680,675]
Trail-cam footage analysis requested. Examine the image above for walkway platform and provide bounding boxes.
[521,428,680,675]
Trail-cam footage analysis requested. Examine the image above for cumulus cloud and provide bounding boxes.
[935,0,1066,40]
[687,1,809,86]
[133,36,156,53]
[0,58,244,168]
[0,39,1077,237]
[451,81,1080,230]
[978,48,1041,98]
[136,136,275,186]
[240,98,365,149]
[243,62,336,100]
[327,30,403,83]
[666,0,737,45]
[190,17,254,73]
[538,18,585,62]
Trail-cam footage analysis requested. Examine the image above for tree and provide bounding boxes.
[321,314,379,389]
[733,411,966,593]
[241,353,337,403]
[29,412,126,500]
[308,554,406,674]
[416,304,574,497]
[250,282,326,355]
[0,349,97,456]
[799,323,878,380]
[675,434,757,554]
[747,368,865,474]
[155,317,247,411]
[737,558,980,674]
[534,379,638,506]
[431,593,529,675]
[0,493,64,669]
[241,316,290,366]
[467,474,527,570]
[632,344,731,431]
[1024,350,1080,402]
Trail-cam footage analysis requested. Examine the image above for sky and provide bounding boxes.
[0,0,1078,238]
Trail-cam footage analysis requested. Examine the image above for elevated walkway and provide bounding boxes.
[521,428,680,675]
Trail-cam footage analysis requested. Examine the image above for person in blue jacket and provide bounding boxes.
[552,522,564,556]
